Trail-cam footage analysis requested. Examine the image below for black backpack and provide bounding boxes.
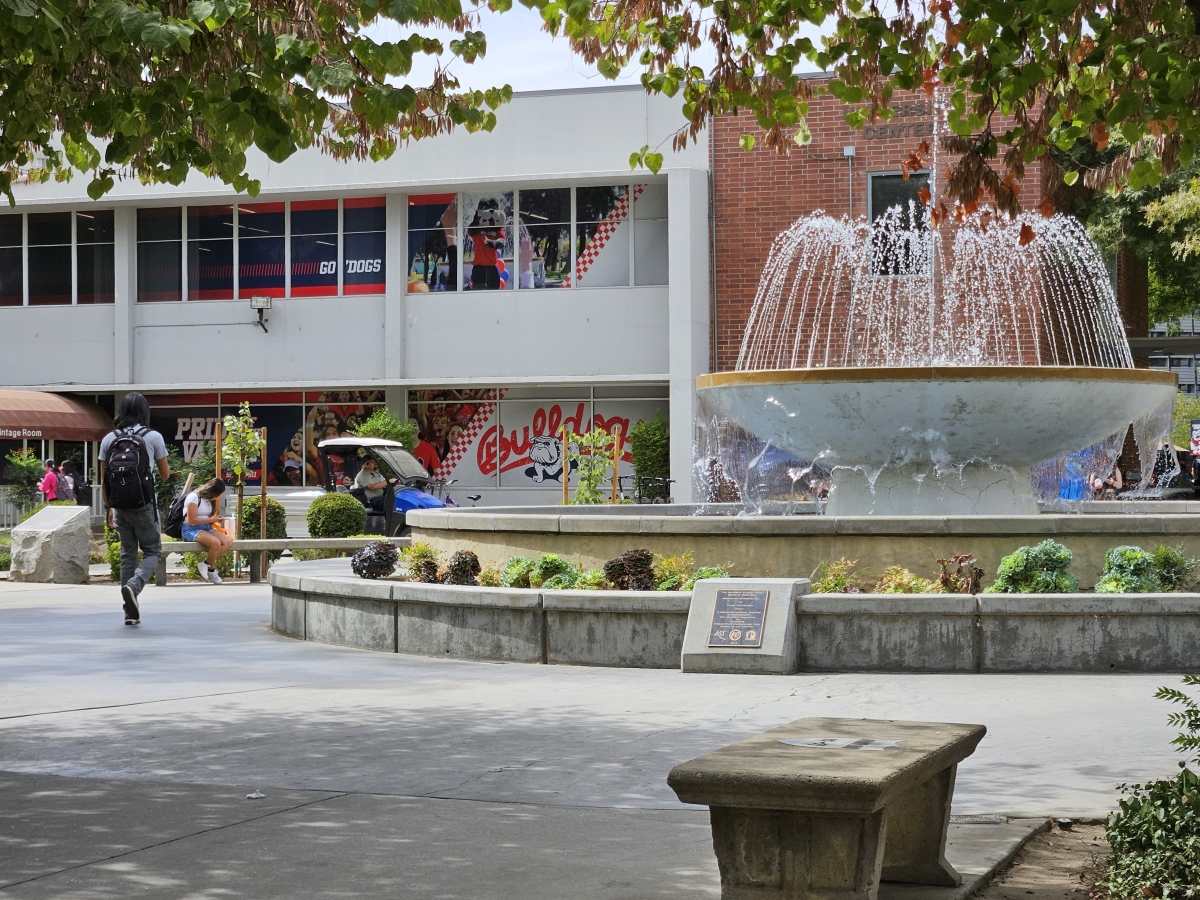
[104,427,155,510]
[162,490,187,539]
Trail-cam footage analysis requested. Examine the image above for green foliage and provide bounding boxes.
[479,567,502,587]
[501,556,536,589]
[529,554,573,588]
[683,566,731,591]
[183,549,234,580]
[0,547,9,571]
[400,541,440,583]
[576,568,609,590]
[106,539,122,581]
[222,402,260,488]
[984,540,1079,594]
[1173,393,1200,452]
[874,565,940,594]
[18,500,75,522]
[1096,544,1199,593]
[541,567,582,590]
[627,411,670,499]
[353,408,418,451]
[567,428,614,505]
[4,449,44,510]
[1099,675,1200,898]
[293,548,339,562]
[653,551,694,591]
[240,495,288,560]
[306,492,367,538]
[0,0,512,205]
[812,558,865,594]
[1146,177,1200,262]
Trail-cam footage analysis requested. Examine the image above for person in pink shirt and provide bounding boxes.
[38,460,59,502]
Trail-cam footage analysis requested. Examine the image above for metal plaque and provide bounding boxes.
[708,589,769,648]
[778,737,902,751]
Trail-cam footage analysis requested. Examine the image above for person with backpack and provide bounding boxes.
[181,479,232,584]
[55,462,76,503]
[37,460,59,502]
[99,393,170,625]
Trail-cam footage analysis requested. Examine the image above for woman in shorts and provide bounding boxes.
[182,478,233,584]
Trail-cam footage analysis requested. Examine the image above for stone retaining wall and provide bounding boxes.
[269,560,1200,672]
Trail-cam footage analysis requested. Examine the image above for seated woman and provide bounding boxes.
[182,478,233,584]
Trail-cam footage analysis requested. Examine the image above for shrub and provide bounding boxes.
[530,554,573,588]
[983,539,1078,593]
[307,492,367,538]
[400,542,440,583]
[683,566,731,591]
[107,540,122,581]
[501,556,536,588]
[351,541,400,579]
[627,411,669,499]
[812,558,865,593]
[183,550,235,580]
[479,567,502,587]
[444,550,482,585]
[353,408,418,451]
[1154,545,1199,591]
[293,548,339,562]
[654,552,695,591]
[240,496,289,560]
[875,565,940,594]
[937,554,984,594]
[4,449,45,510]
[603,549,655,591]
[542,568,581,590]
[1096,544,1200,593]
[1099,675,1200,898]
[577,569,609,590]
[0,547,9,571]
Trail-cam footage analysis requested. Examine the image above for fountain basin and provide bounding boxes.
[697,366,1177,515]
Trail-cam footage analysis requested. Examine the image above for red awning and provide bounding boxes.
[0,391,112,442]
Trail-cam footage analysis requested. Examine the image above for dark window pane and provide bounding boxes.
[28,245,72,304]
[870,173,929,228]
[188,205,234,239]
[0,246,21,305]
[291,201,338,236]
[407,228,454,293]
[577,186,628,223]
[238,202,284,238]
[187,239,234,300]
[519,188,570,225]
[408,194,456,231]
[291,233,338,296]
[138,207,182,242]
[77,210,114,244]
[240,236,285,297]
[344,231,385,294]
[77,243,115,303]
[0,215,21,247]
[28,212,71,246]
[521,223,570,288]
[138,239,182,302]
[344,198,385,233]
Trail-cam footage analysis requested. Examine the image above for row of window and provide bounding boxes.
[407,184,668,292]
[0,211,115,305]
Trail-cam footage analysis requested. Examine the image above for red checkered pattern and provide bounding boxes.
[565,185,644,288]
[435,388,510,479]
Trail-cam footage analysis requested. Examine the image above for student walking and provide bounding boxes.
[182,479,232,584]
[99,393,170,625]
[37,460,59,502]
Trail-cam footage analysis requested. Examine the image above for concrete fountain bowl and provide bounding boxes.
[697,365,1178,516]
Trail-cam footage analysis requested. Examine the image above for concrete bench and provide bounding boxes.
[667,716,985,900]
[154,537,392,586]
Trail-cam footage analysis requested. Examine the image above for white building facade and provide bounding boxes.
[0,87,711,505]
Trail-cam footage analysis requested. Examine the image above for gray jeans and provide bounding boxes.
[114,505,161,596]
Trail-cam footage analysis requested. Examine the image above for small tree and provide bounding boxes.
[221,402,261,539]
[353,408,418,451]
[4,449,44,511]
[568,429,614,505]
[628,411,670,500]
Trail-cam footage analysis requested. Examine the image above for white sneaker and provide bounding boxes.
[207,569,223,585]
[197,561,210,582]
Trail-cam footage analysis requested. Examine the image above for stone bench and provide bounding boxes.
[153,537,388,586]
[667,716,985,900]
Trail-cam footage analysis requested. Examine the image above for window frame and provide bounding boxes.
[0,210,115,307]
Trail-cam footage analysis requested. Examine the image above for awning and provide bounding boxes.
[0,391,112,442]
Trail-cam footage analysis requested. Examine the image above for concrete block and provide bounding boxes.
[544,590,689,668]
[798,594,977,672]
[483,514,561,533]
[299,574,394,601]
[1158,516,1200,535]
[9,505,91,584]
[395,602,544,663]
[834,516,950,536]
[558,515,641,534]
[267,568,303,592]
[944,515,1052,536]
[305,595,396,653]
[391,582,541,609]
[1059,515,1166,535]
[272,588,306,639]
[682,579,810,674]
[407,509,452,530]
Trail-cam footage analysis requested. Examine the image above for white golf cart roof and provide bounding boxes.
[318,437,430,479]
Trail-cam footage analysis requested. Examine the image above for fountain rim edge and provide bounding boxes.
[697,366,1178,390]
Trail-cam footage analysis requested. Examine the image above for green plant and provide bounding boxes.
[0,547,10,571]
[351,540,399,579]
[683,566,731,591]
[353,408,418,451]
[18,500,75,523]
[4,449,46,510]
[530,554,573,588]
[400,542,440,583]
[183,550,235,580]
[984,540,1079,594]
[222,401,262,537]
[306,492,368,538]
[240,496,289,560]
[106,540,122,581]
[654,551,695,591]
[812,558,865,594]
[479,567,502,587]
[1154,545,1200,592]
[577,568,609,590]
[567,428,614,505]
[444,550,481,585]
[627,411,670,500]
[1099,675,1200,899]
[1096,544,1200,593]
[875,565,940,594]
[293,548,339,562]
[501,556,536,588]
[541,568,582,590]
[1172,393,1200,450]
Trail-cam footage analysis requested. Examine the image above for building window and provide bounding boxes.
[187,205,235,300]
[633,183,668,286]
[291,199,339,297]
[463,192,513,291]
[76,210,115,304]
[28,212,73,305]
[238,202,285,298]
[0,215,21,306]
[342,198,386,295]
[407,194,457,293]
[518,188,570,289]
[576,186,630,287]
[868,172,931,274]
[138,208,183,302]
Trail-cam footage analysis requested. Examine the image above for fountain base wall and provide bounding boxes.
[826,464,1040,517]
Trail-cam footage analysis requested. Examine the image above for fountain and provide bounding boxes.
[694,204,1177,516]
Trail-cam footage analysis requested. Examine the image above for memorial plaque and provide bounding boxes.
[707,589,769,648]
[778,737,902,751]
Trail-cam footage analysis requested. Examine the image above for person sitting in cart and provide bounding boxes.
[354,457,391,511]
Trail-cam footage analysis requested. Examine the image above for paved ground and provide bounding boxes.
[0,576,1185,897]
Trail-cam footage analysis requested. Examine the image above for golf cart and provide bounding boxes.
[318,437,445,536]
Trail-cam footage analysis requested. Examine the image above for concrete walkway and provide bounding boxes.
[0,577,1186,897]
